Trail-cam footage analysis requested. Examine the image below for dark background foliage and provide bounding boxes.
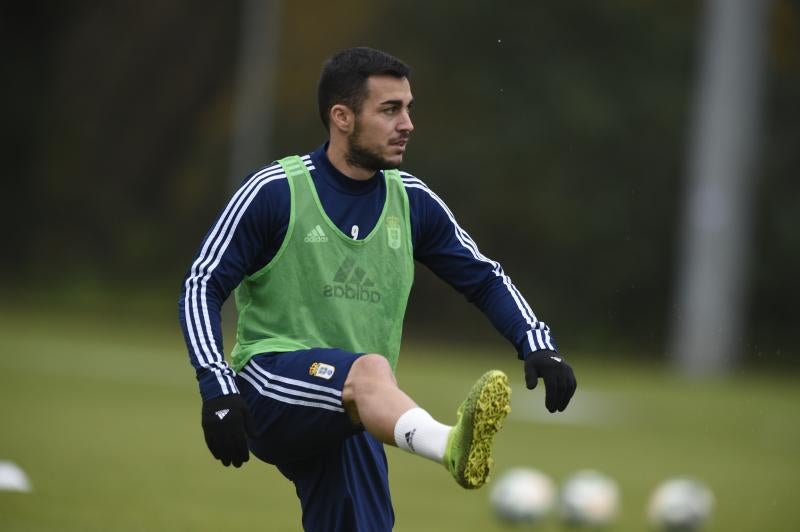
[2,1,797,361]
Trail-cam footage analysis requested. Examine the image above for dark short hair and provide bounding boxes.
[317,47,411,130]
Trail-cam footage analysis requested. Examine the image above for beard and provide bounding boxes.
[344,121,401,171]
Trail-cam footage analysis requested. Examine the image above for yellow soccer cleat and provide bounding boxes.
[443,370,511,489]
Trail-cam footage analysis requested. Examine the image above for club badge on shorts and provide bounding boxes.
[308,362,335,380]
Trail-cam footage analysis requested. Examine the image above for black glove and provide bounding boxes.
[201,394,254,467]
[524,349,577,413]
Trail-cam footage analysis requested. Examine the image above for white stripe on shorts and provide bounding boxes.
[241,365,343,406]
[248,359,343,397]
[239,370,345,413]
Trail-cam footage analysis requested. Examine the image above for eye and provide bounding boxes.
[383,107,399,115]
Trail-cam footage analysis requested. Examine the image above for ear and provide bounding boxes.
[330,104,355,134]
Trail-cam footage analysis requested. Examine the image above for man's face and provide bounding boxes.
[346,75,414,171]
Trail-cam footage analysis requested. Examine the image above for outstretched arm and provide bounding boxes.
[402,172,576,411]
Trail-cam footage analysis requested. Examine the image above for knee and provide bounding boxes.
[351,353,393,380]
[345,354,395,395]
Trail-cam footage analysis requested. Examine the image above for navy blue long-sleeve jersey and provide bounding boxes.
[179,144,557,400]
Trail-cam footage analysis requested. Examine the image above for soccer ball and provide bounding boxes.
[489,468,556,523]
[647,477,714,531]
[560,470,620,527]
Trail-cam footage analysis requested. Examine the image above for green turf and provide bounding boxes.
[0,307,798,531]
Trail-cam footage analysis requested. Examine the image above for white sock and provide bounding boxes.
[393,407,452,464]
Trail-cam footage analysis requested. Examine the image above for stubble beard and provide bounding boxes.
[345,121,401,172]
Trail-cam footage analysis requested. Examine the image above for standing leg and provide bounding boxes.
[277,432,394,532]
[237,348,396,531]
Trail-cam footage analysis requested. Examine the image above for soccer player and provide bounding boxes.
[178,47,576,531]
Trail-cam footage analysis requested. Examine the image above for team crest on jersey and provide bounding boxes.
[386,216,402,250]
[308,362,335,380]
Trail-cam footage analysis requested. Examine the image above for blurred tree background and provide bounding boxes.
[2,0,797,363]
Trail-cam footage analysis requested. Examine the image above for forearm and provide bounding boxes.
[179,274,239,400]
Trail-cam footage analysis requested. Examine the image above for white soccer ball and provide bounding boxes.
[647,477,714,531]
[560,470,620,527]
[0,461,32,492]
[489,467,556,523]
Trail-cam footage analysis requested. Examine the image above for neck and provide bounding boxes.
[326,137,375,181]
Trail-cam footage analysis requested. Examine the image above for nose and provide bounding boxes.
[399,109,414,133]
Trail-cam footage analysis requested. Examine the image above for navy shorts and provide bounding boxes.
[236,348,394,532]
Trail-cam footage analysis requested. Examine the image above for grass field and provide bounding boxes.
[0,305,798,531]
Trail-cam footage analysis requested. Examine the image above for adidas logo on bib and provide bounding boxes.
[304,224,328,243]
[322,257,381,304]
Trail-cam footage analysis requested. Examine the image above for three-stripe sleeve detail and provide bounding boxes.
[401,173,556,353]
[183,156,315,396]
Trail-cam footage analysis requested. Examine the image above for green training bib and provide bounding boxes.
[230,155,414,372]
